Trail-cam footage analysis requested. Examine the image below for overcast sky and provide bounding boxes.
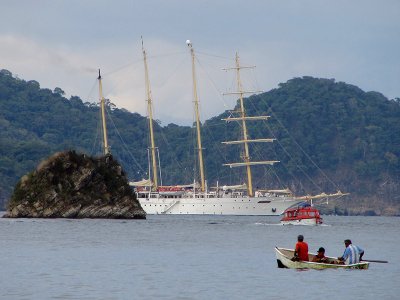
[1,0,399,125]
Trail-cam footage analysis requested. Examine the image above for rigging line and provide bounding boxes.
[154,120,190,172]
[102,58,143,77]
[155,56,187,88]
[264,104,339,190]
[190,119,201,184]
[190,105,201,182]
[263,141,301,190]
[99,72,137,100]
[145,116,151,167]
[202,124,226,163]
[232,63,261,93]
[223,69,240,96]
[157,132,186,171]
[264,166,286,189]
[249,68,262,93]
[196,51,232,60]
[253,107,323,193]
[204,122,226,128]
[222,123,232,184]
[195,56,229,110]
[104,107,146,173]
[90,107,102,156]
[85,78,99,103]
[145,105,187,173]
[259,109,325,193]
[146,51,187,59]
[240,94,322,192]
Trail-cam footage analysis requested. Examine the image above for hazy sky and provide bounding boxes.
[1,0,399,125]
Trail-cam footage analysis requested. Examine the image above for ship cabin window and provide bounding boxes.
[309,211,315,217]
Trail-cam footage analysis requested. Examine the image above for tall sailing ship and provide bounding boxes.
[98,41,345,215]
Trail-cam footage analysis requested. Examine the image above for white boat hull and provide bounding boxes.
[275,247,369,269]
[280,218,320,226]
[138,195,302,215]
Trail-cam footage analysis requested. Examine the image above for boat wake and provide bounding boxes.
[253,222,331,226]
[253,222,283,226]
[279,223,332,227]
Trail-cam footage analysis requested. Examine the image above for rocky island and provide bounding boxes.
[3,150,146,219]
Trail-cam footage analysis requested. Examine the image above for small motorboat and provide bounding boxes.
[275,247,369,270]
[280,202,323,225]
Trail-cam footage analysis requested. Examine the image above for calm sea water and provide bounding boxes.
[0,213,399,300]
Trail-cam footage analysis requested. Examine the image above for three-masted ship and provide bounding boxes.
[97,41,346,215]
[129,41,308,215]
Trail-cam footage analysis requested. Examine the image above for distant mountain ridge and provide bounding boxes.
[1,69,399,215]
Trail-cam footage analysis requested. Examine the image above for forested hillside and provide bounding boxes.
[1,70,399,215]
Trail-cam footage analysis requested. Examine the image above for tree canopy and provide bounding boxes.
[1,70,399,214]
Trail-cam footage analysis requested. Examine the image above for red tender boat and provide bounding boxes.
[280,203,323,225]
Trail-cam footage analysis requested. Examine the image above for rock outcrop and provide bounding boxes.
[3,151,146,219]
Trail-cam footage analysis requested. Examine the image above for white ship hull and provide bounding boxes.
[138,195,302,215]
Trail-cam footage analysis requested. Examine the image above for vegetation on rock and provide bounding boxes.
[4,150,146,219]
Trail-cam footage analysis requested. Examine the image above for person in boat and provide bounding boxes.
[338,239,364,264]
[292,234,309,261]
[312,247,329,263]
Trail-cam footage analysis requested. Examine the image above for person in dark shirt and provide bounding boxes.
[312,247,329,263]
[292,235,309,261]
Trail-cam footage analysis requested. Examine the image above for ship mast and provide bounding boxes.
[142,39,159,190]
[187,40,205,192]
[222,53,278,196]
[98,69,110,155]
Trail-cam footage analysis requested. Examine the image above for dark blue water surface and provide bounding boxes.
[0,213,399,300]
